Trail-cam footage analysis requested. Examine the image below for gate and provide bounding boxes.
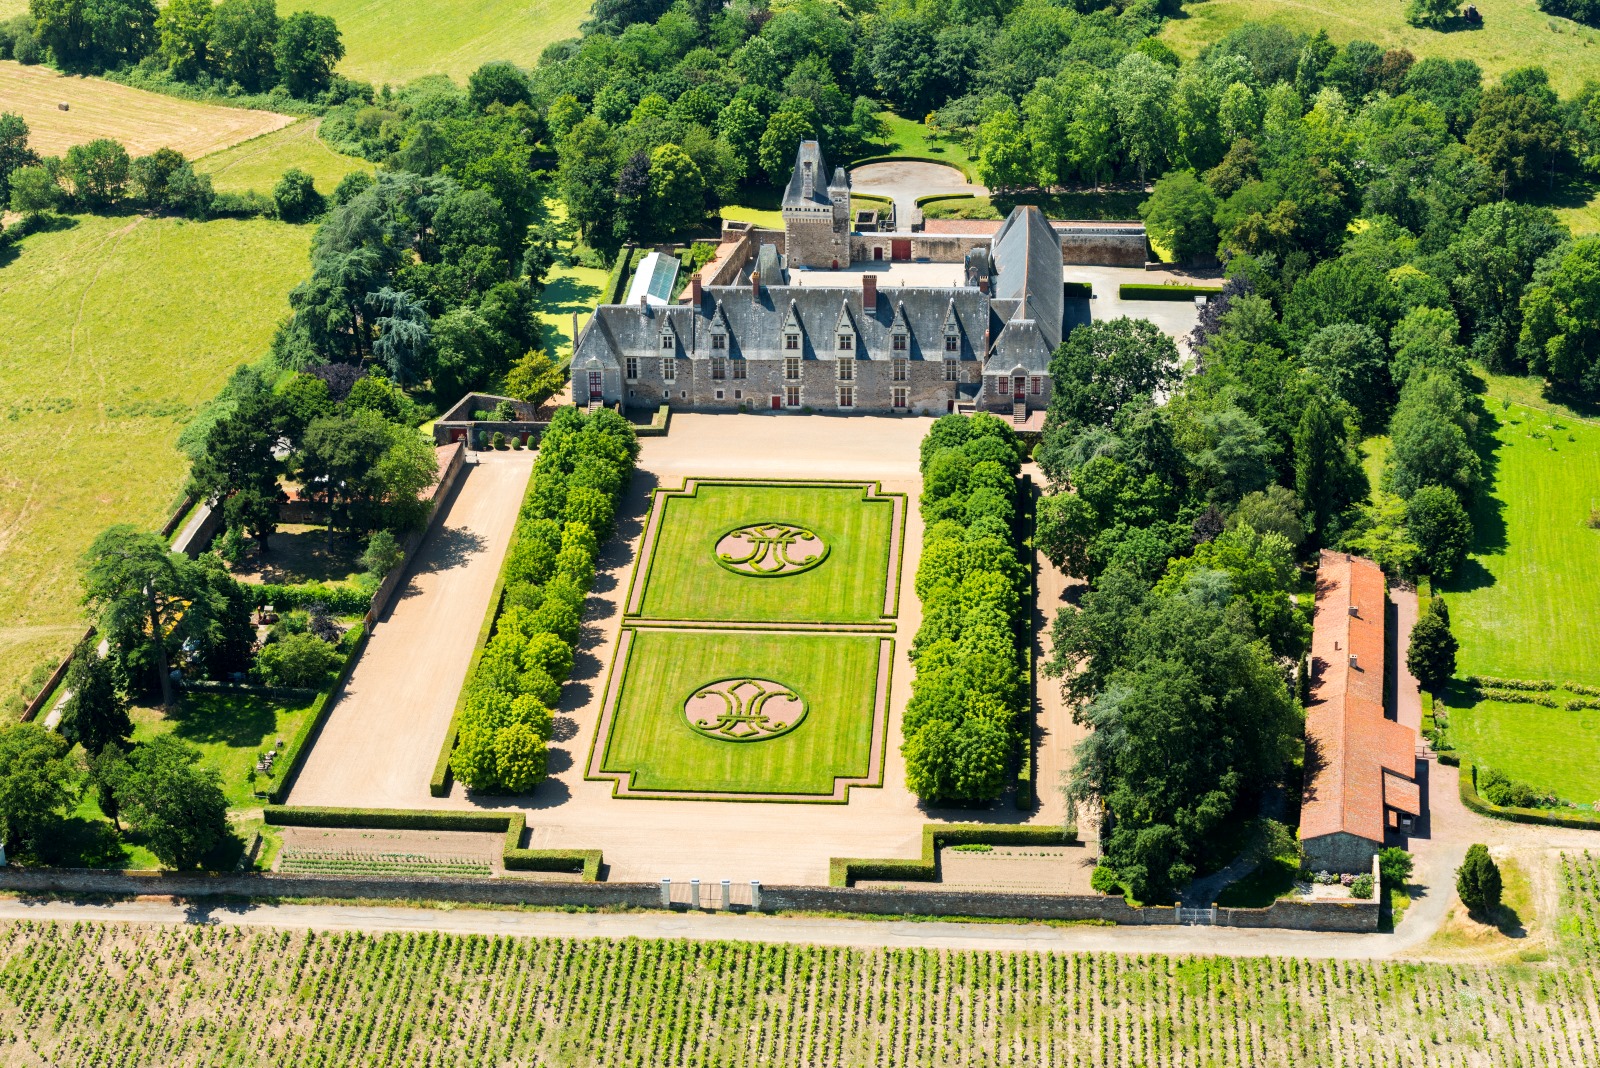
[891,239,911,261]
[1177,906,1216,926]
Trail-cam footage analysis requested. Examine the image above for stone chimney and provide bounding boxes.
[863,273,877,307]
[751,270,761,298]
[690,276,702,303]
[978,275,989,295]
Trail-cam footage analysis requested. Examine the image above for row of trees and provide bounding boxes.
[902,414,1029,806]
[13,0,348,101]
[452,407,638,794]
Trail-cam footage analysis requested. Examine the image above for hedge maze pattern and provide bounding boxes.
[7,920,1600,1068]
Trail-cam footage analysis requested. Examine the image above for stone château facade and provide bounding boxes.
[571,141,1072,418]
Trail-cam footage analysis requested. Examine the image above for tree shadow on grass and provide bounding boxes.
[38,816,130,868]
[169,694,278,750]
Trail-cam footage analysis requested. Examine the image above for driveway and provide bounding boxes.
[849,160,984,229]
[288,451,535,807]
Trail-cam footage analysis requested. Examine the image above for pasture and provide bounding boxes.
[0,60,292,158]
[0,214,312,701]
[288,0,589,86]
[196,120,372,197]
[597,629,884,796]
[1161,0,1600,95]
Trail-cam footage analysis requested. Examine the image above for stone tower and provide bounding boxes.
[782,140,850,269]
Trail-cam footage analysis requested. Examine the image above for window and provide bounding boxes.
[892,334,907,353]
[785,357,801,381]
[944,335,959,353]
[785,334,800,351]
[944,358,958,382]
[715,389,725,400]
[785,386,801,408]
[710,333,726,351]
[731,361,746,380]
[837,360,853,382]
[1030,376,1042,395]
[661,358,676,381]
[660,335,674,351]
[838,386,854,408]
[711,357,726,380]
[837,333,853,351]
[625,357,638,380]
[892,387,908,409]
[892,358,908,382]
[734,390,743,400]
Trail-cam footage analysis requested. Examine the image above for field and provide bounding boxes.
[1161,0,1600,95]
[631,481,902,625]
[0,214,313,702]
[597,629,885,796]
[6,872,1600,1068]
[0,60,293,158]
[1442,687,1600,803]
[196,120,373,197]
[286,0,588,86]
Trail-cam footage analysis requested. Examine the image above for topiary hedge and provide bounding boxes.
[435,406,639,797]
[247,581,373,615]
[1118,283,1224,301]
[830,823,1076,887]
[1459,764,1600,829]
[902,413,1031,806]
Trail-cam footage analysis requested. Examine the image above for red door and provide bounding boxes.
[587,371,603,401]
[1013,376,1026,398]
[873,246,883,261]
[771,395,782,410]
[891,239,911,261]
[450,428,466,443]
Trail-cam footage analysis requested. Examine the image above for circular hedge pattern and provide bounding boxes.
[684,678,807,741]
[713,522,829,577]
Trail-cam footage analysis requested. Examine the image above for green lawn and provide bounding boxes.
[1215,856,1300,907]
[634,482,900,624]
[1443,687,1600,804]
[197,119,373,197]
[292,0,589,86]
[133,693,320,807]
[1161,0,1600,95]
[0,214,313,701]
[856,112,977,179]
[921,190,1147,222]
[599,630,883,795]
[1438,400,1600,687]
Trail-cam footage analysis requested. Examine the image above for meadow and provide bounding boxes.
[196,120,373,197]
[1442,687,1600,804]
[5,867,1600,1067]
[0,60,292,158]
[634,482,899,625]
[0,214,312,703]
[287,0,589,86]
[599,629,883,796]
[1161,0,1600,95]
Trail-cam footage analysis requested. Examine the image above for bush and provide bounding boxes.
[273,168,325,223]
[1377,846,1414,888]
[1090,865,1121,895]
[1456,843,1501,915]
[1351,873,1375,899]
[360,530,403,576]
[255,633,342,689]
[492,431,505,449]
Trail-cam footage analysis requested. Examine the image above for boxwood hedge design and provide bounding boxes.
[1118,283,1224,301]
[829,823,1077,887]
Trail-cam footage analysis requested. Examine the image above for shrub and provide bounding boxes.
[255,633,341,689]
[1456,844,1501,915]
[1377,846,1414,887]
[1351,873,1375,899]
[361,530,403,576]
[273,168,325,223]
[1090,865,1121,895]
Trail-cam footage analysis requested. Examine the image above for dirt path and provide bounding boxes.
[287,452,533,807]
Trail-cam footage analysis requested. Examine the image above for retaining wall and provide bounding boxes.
[1215,898,1379,933]
[760,885,1177,923]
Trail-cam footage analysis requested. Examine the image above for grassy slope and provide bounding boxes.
[290,0,589,86]
[0,215,312,699]
[0,60,293,158]
[602,630,881,794]
[197,120,373,197]
[1162,0,1600,95]
[1436,395,1600,799]
[637,484,896,624]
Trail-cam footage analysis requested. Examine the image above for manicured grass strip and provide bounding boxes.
[830,824,1079,887]
[263,805,603,880]
[1118,283,1224,301]
[1458,764,1600,830]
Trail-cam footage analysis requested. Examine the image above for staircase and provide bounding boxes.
[1011,401,1028,424]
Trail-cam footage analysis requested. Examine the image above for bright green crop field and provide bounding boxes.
[598,629,883,796]
[197,119,373,197]
[1162,0,1600,95]
[633,482,901,625]
[292,0,590,86]
[0,215,312,705]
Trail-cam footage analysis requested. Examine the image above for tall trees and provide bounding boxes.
[1407,595,1458,691]
[0,724,76,856]
[58,639,132,757]
[1140,170,1218,265]
[209,0,278,92]
[80,526,189,707]
[116,735,231,869]
[1517,237,1600,399]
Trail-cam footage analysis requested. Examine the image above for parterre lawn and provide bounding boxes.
[600,630,882,795]
[635,483,898,624]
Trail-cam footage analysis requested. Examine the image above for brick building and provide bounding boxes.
[1299,552,1422,873]
[569,141,1073,418]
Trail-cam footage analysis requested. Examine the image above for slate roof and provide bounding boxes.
[782,141,833,209]
[991,206,1064,352]
[741,244,787,287]
[1300,552,1419,847]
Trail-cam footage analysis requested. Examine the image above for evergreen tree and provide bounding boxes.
[57,639,132,756]
[1456,843,1502,915]
[1293,396,1366,544]
[1407,596,1458,692]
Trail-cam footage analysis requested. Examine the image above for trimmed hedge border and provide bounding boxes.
[263,623,369,804]
[247,582,373,615]
[829,823,1077,887]
[633,404,671,437]
[1458,764,1600,830]
[1064,282,1092,299]
[849,153,975,178]
[263,805,603,880]
[1118,283,1224,301]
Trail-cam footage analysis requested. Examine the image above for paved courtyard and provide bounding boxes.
[848,160,985,229]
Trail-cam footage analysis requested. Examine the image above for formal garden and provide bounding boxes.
[587,479,904,802]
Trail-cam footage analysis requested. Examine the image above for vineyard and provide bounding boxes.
[5,887,1600,1068]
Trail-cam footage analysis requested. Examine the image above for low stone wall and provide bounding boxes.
[1058,230,1147,267]
[368,441,466,621]
[1216,899,1379,932]
[172,503,224,557]
[761,885,1177,923]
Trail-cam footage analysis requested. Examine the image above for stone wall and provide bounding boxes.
[1057,229,1148,267]
[849,233,989,264]
[1303,829,1381,875]
[760,885,1178,923]
[1215,898,1379,933]
[367,442,466,621]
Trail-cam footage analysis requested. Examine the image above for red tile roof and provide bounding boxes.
[1300,552,1418,846]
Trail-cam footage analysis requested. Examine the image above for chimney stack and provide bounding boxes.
[978,275,989,295]
[690,275,703,304]
[751,270,761,298]
[863,273,877,307]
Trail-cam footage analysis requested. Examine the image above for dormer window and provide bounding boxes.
[785,333,800,351]
[711,333,726,351]
[660,335,674,351]
[837,334,853,351]
[892,333,908,353]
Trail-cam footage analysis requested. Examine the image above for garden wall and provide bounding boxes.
[760,885,1178,923]
[367,441,465,621]
[1214,899,1378,932]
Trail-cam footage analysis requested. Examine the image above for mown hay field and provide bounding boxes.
[288,0,590,87]
[0,60,293,158]
[196,120,373,197]
[5,852,1600,1068]
[0,214,311,704]
[1162,0,1600,95]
